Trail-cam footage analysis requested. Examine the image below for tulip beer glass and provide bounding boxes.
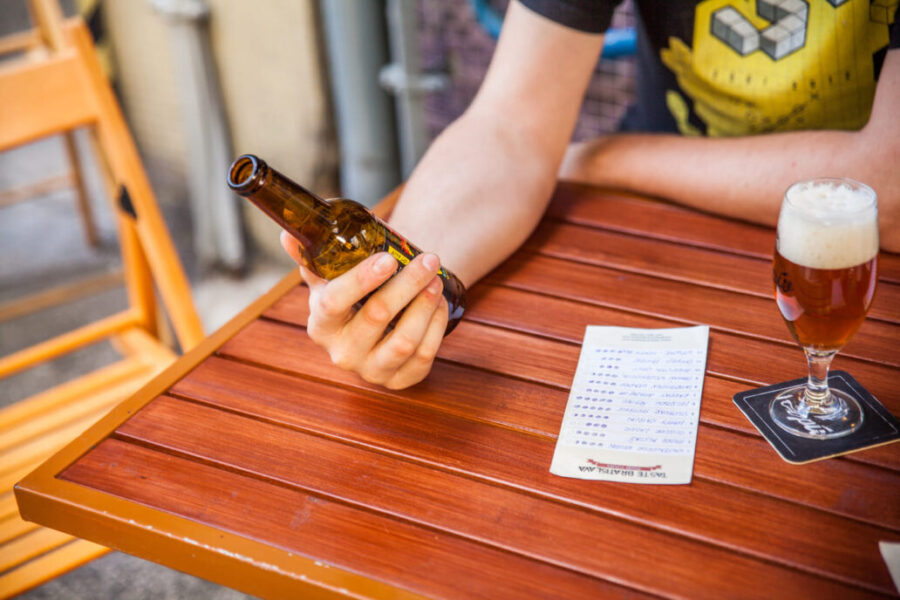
[771,178,878,439]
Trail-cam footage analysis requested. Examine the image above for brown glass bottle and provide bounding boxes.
[227,154,465,334]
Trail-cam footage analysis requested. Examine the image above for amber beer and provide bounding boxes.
[773,183,878,351]
[769,178,878,440]
[773,252,877,350]
[227,154,466,334]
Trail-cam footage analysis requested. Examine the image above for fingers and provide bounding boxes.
[346,253,441,346]
[383,298,449,390]
[327,253,442,375]
[281,224,449,390]
[306,252,398,343]
[280,230,306,267]
[297,265,325,289]
[358,275,444,383]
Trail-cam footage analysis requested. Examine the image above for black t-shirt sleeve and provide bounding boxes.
[891,12,899,49]
[517,0,620,34]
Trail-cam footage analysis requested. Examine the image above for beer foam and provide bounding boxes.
[777,180,878,269]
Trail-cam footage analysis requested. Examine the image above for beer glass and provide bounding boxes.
[771,178,878,439]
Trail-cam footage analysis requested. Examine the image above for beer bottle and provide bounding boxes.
[227,154,466,334]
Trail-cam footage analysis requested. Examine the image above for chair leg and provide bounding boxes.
[62,131,99,247]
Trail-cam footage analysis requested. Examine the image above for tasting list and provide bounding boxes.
[550,326,709,484]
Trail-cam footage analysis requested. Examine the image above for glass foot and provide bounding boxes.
[769,386,865,440]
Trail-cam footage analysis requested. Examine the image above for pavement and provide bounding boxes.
[1,130,287,598]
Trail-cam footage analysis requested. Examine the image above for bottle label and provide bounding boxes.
[381,221,450,279]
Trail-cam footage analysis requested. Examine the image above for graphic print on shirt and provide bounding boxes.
[660,0,897,136]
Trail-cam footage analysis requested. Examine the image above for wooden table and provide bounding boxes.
[15,183,900,599]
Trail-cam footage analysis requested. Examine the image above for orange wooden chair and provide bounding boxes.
[0,1,205,596]
[0,0,98,248]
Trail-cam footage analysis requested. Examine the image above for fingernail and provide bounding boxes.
[423,253,440,271]
[427,277,442,296]
[374,253,396,275]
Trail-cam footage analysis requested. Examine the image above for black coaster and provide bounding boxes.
[733,371,900,464]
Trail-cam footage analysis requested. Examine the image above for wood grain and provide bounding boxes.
[547,182,900,284]
[63,437,651,600]
[486,253,900,364]
[169,358,899,594]
[212,326,900,531]
[90,401,881,599]
[261,287,900,414]
[263,284,900,472]
[547,183,777,259]
[525,220,900,323]
[19,180,900,600]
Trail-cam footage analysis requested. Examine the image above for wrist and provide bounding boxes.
[559,136,625,188]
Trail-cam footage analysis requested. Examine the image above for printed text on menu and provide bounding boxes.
[550,326,709,484]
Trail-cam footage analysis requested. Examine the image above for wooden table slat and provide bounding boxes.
[264,286,900,472]
[167,361,900,594]
[260,294,900,418]
[209,331,900,531]
[547,182,900,284]
[486,253,900,365]
[547,184,777,259]
[91,401,882,600]
[526,219,900,323]
[61,438,650,600]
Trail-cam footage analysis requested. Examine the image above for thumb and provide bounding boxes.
[280,230,308,267]
[298,265,326,290]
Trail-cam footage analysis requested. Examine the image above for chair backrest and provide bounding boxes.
[0,2,204,377]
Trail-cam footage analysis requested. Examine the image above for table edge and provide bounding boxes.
[12,270,418,599]
[16,269,303,489]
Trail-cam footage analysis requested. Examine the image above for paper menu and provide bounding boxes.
[550,326,709,484]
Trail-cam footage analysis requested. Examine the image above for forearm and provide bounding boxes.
[563,129,858,223]
[561,50,900,252]
[561,127,899,251]
[388,107,560,287]
[386,1,604,286]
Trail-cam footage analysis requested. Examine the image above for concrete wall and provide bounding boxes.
[103,0,337,259]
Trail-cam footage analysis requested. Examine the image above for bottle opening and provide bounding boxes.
[228,154,263,193]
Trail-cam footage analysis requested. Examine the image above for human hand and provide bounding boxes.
[280,231,449,389]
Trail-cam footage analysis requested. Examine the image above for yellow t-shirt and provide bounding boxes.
[520,0,899,136]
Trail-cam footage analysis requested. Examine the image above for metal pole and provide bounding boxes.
[150,0,245,271]
[381,0,447,177]
[319,0,400,206]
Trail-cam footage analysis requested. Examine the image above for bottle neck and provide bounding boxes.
[228,154,332,234]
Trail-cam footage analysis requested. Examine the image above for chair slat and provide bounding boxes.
[0,310,139,379]
[0,51,97,152]
[0,495,18,522]
[0,363,151,450]
[0,357,146,430]
[0,412,110,483]
[0,527,72,573]
[0,538,107,599]
[0,516,39,546]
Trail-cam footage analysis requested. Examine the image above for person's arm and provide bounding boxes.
[387,1,605,285]
[282,1,604,389]
[560,50,900,253]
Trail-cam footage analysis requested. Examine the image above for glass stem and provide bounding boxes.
[803,348,837,411]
